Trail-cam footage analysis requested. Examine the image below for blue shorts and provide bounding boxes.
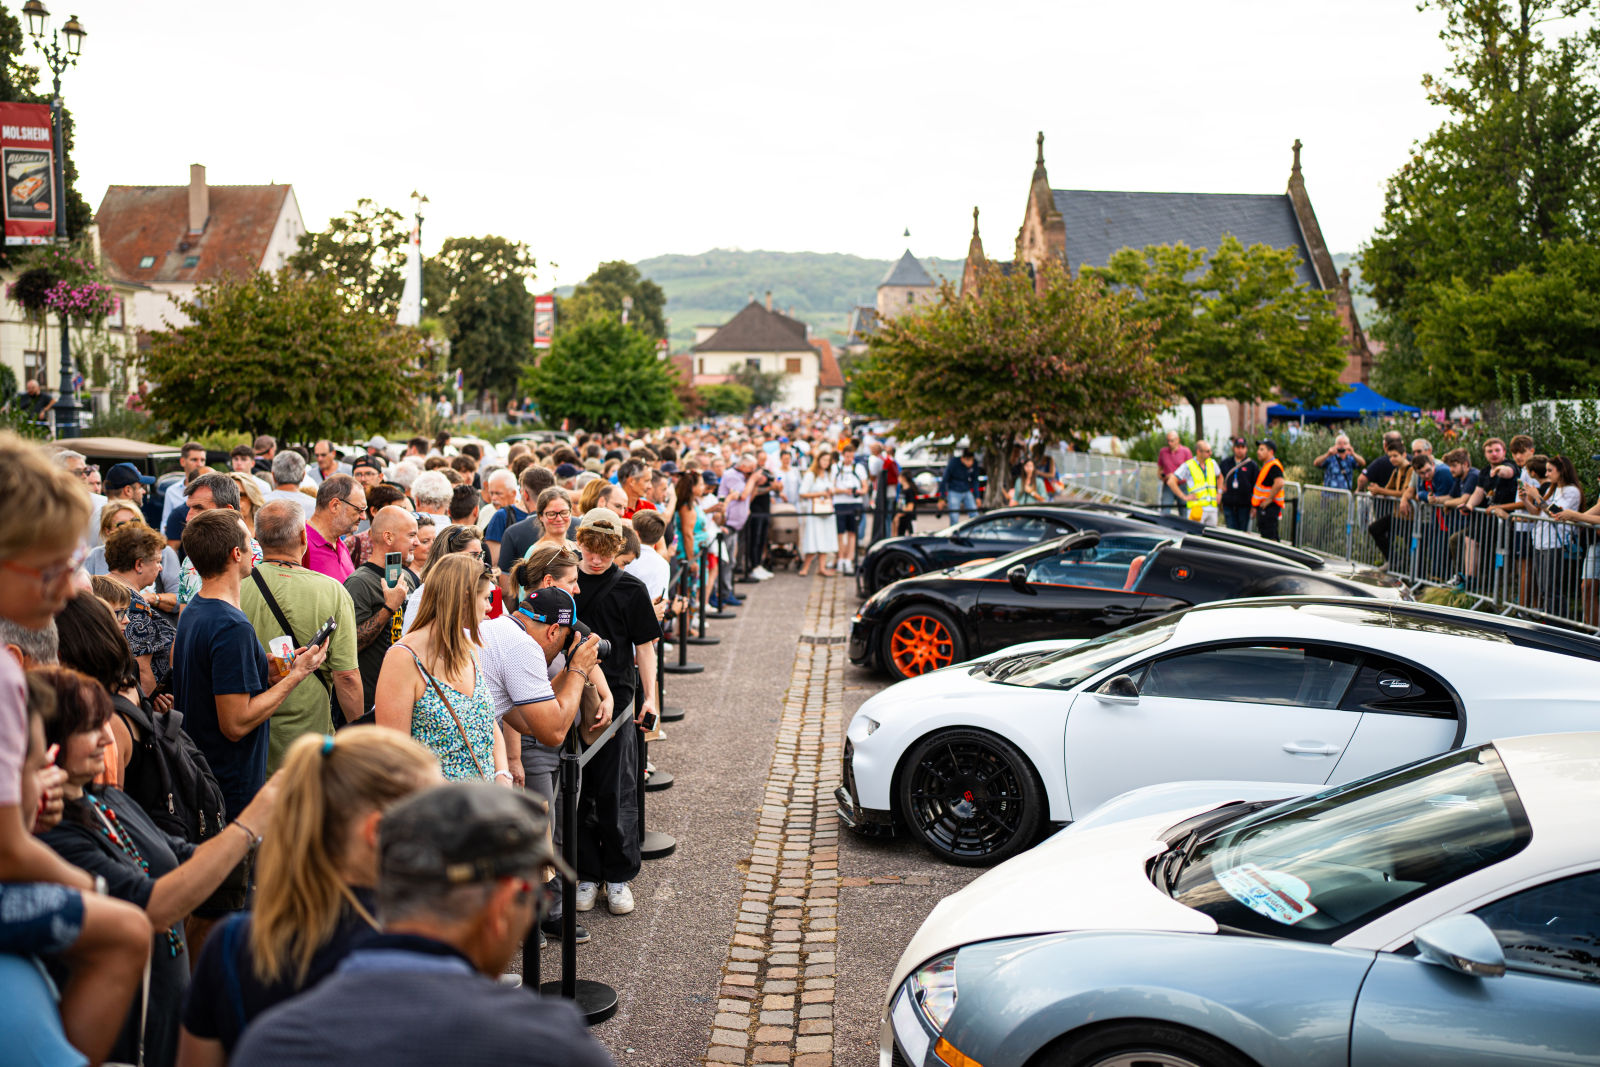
[0,883,84,955]
[835,505,862,535]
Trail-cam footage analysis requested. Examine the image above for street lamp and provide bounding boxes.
[22,3,88,437]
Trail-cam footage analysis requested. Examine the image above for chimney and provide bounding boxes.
[188,163,208,234]
[765,290,772,311]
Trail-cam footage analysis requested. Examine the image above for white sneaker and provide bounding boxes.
[840,560,854,575]
[750,566,774,581]
[605,881,635,915]
[575,881,598,912]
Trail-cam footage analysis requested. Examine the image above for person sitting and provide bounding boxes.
[230,783,613,1067]
[179,729,440,1065]
[37,665,277,1067]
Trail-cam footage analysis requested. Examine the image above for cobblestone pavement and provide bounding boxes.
[537,564,980,1066]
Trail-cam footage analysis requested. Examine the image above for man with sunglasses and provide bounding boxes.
[231,784,611,1067]
[54,449,107,547]
[304,474,364,583]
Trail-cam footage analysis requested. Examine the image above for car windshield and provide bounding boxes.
[995,614,1179,689]
[1170,744,1530,944]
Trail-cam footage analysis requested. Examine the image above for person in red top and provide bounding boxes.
[616,459,656,520]
[1156,429,1193,514]
[303,474,363,582]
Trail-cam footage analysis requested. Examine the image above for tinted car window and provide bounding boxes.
[1338,656,1458,719]
[1171,745,1531,944]
[1475,872,1600,984]
[965,516,1058,542]
[1026,534,1163,589]
[1139,644,1360,709]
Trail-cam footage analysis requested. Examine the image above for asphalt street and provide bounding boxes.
[519,549,982,1066]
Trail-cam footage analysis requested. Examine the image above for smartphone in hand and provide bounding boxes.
[384,552,402,588]
[309,615,337,647]
[639,708,659,731]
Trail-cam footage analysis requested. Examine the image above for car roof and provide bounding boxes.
[1496,732,1600,852]
[1171,596,1600,663]
[69,436,184,460]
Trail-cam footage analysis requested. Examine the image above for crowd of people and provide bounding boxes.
[0,409,920,1066]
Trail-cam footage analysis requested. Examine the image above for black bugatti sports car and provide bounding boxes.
[849,528,1408,680]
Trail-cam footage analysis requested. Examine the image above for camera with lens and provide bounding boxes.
[568,628,611,659]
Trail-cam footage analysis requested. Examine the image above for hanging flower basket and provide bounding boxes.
[6,266,56,315]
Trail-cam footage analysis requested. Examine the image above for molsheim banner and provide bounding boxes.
[1,103,56,246]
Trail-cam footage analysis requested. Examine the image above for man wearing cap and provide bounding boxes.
[251,434,277,478]
[569,508,658,918]
[350,455,385,494]
[365,435,390,459]
[1217,436,1257,532]
[230,784,613,1067]
[1252,439,1287,541]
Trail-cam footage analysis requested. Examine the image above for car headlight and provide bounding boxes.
[909,952,959,1032]
[859,715,880,736]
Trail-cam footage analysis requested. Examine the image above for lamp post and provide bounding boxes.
[21,2,86,438]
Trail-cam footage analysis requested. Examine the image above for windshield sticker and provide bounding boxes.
[1217,863,1318,926]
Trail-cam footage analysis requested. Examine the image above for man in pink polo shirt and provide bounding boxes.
[1156,429,1192,515]
[303,473,364,582]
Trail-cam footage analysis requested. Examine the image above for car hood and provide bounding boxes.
[857,641,1085,718]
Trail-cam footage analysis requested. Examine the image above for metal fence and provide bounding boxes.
[1052,451,1597,633]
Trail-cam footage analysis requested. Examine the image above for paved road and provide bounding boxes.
[518,555,983,1066]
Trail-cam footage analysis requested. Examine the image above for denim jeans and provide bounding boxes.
[947,490,978,522]
[1223,505,1252,532]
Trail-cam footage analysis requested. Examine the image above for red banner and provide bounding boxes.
[534,293,555,349]
[0,102,55,246]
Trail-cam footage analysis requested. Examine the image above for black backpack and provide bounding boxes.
[111,693,229,844]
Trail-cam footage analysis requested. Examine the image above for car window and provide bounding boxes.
[1338,655,1458,719]
[1138,644,1360,709]
[1474,872,1600,984]
[1171,744,1531,944]
[966,516,1056,541]
[1026,534,1163,589]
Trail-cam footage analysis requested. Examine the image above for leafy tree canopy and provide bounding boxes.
[521,315,679,432]
[858,259,1170,503]
[423,235,537,403]
[143,272,429,442]
[697,382,754,416]
[727,362,785,409]
[289,198,410,317]
[559,261,668,341]
[1362,0,1600,407]
[1087,235,1349,438]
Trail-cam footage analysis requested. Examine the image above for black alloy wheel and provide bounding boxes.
[1040,1022,1255,1067]
[872,551,921,593]
[896,729,1044,866]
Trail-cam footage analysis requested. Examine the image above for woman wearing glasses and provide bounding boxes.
[85,503,183,616]
[533,487,576,553]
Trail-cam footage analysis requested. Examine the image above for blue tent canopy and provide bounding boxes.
[1266,382,1419,422]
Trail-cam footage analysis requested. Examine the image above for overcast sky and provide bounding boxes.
[59,0,1452,290]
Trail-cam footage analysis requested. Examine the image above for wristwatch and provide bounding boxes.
[91,874,107,895]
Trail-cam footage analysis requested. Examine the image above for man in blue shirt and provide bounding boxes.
[172,510,327,819]
[942,450,980,522]
[1312,433,1364,491]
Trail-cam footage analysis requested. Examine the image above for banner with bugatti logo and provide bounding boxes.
[0,102,55,245]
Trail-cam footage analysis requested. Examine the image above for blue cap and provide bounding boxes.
[104,461,154,490]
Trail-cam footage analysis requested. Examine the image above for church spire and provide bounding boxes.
[1291,138,1303,176]
[1032,130,1047,181]
[962,206,985,297]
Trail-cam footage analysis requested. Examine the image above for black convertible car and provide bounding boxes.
[849,528,1410,680]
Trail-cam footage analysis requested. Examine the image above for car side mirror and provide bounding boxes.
[951,534,972,547]
[1094,674,1140,705]
[1413,914,1505,978]
[1007,564,1030,592]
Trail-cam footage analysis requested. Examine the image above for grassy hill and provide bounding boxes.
[582,248,1375,352]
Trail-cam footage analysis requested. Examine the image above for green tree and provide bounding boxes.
[727,362,785,409]
[521,315,678,431]
[559,261,667,341]
[1362,0,1600,407]
[424,236,538,405]
[143,273,429,441]
[697,382,754,415]
[1087,236,1348,439]
[289,198,410,317]
[859,259,1169,505]
[0,3,90,257]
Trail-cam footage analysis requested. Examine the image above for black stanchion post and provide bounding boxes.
[704,534,736,621]
[644,637,675,791]
[663,565,703,675]
[638,711,677,859]
[537,726,619,1026]
[658,612,685,722]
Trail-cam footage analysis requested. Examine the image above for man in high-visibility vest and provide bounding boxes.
[1166,439,1221,526]
[1252,438,1287,541]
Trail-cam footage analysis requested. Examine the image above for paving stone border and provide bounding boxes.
[703,576,848,1066]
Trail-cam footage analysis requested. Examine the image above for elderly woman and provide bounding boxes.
[86,502,181,616]
[38,665,277,1067]
[102,523,178,698]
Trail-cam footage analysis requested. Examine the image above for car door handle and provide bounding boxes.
[1282,742,1341,756]
[1101,604,1136,615]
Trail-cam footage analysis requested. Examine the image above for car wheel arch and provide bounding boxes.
[1024,1018,1261,1067]
[888,725,1064,847]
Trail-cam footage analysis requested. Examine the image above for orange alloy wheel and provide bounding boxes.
[889,614,956,677]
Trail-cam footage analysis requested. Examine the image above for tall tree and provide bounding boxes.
[858,259,1169,505]
[521,315,679,431]
[0,2,89,257]
[559,261,668,341]
[1362,0,1600,407]
[423,235,538,404]
[289,198,410,317]
[1088,236,1349,438]
[143,273,428,441]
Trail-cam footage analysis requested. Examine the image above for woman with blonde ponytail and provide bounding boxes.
[177,730,439,1065]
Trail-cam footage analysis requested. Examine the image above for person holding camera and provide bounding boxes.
[1313,433,1365,490]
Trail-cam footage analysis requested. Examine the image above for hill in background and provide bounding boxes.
[569,248,1375,352]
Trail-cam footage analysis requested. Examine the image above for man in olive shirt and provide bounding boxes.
[344,506,419,711]
[239,500,362,769]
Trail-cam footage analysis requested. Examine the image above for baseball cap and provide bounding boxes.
[577,506,625,536]
[519,586,579,629]
[554,462,581,479]
[701,470,719,487]
[1256,438,1276,451]
[380,783,572,888]
[351,455,384,474]
[365,434,389,451]
[583,458,604,473]
[1229,436,1247,447]
[104,461,154,490]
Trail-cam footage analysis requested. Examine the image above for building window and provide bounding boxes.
[745,358,761,370]
[23,350,43,382]
[785,357,802,375]
[697,358,704,375]
[906,292,916,305]
[183,255,199,268]
[138,255,155,269]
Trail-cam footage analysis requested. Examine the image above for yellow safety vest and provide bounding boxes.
[1182,457,1220,520]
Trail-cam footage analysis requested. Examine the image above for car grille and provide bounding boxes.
[842,738,857,802]
[890,1041,912,1067]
